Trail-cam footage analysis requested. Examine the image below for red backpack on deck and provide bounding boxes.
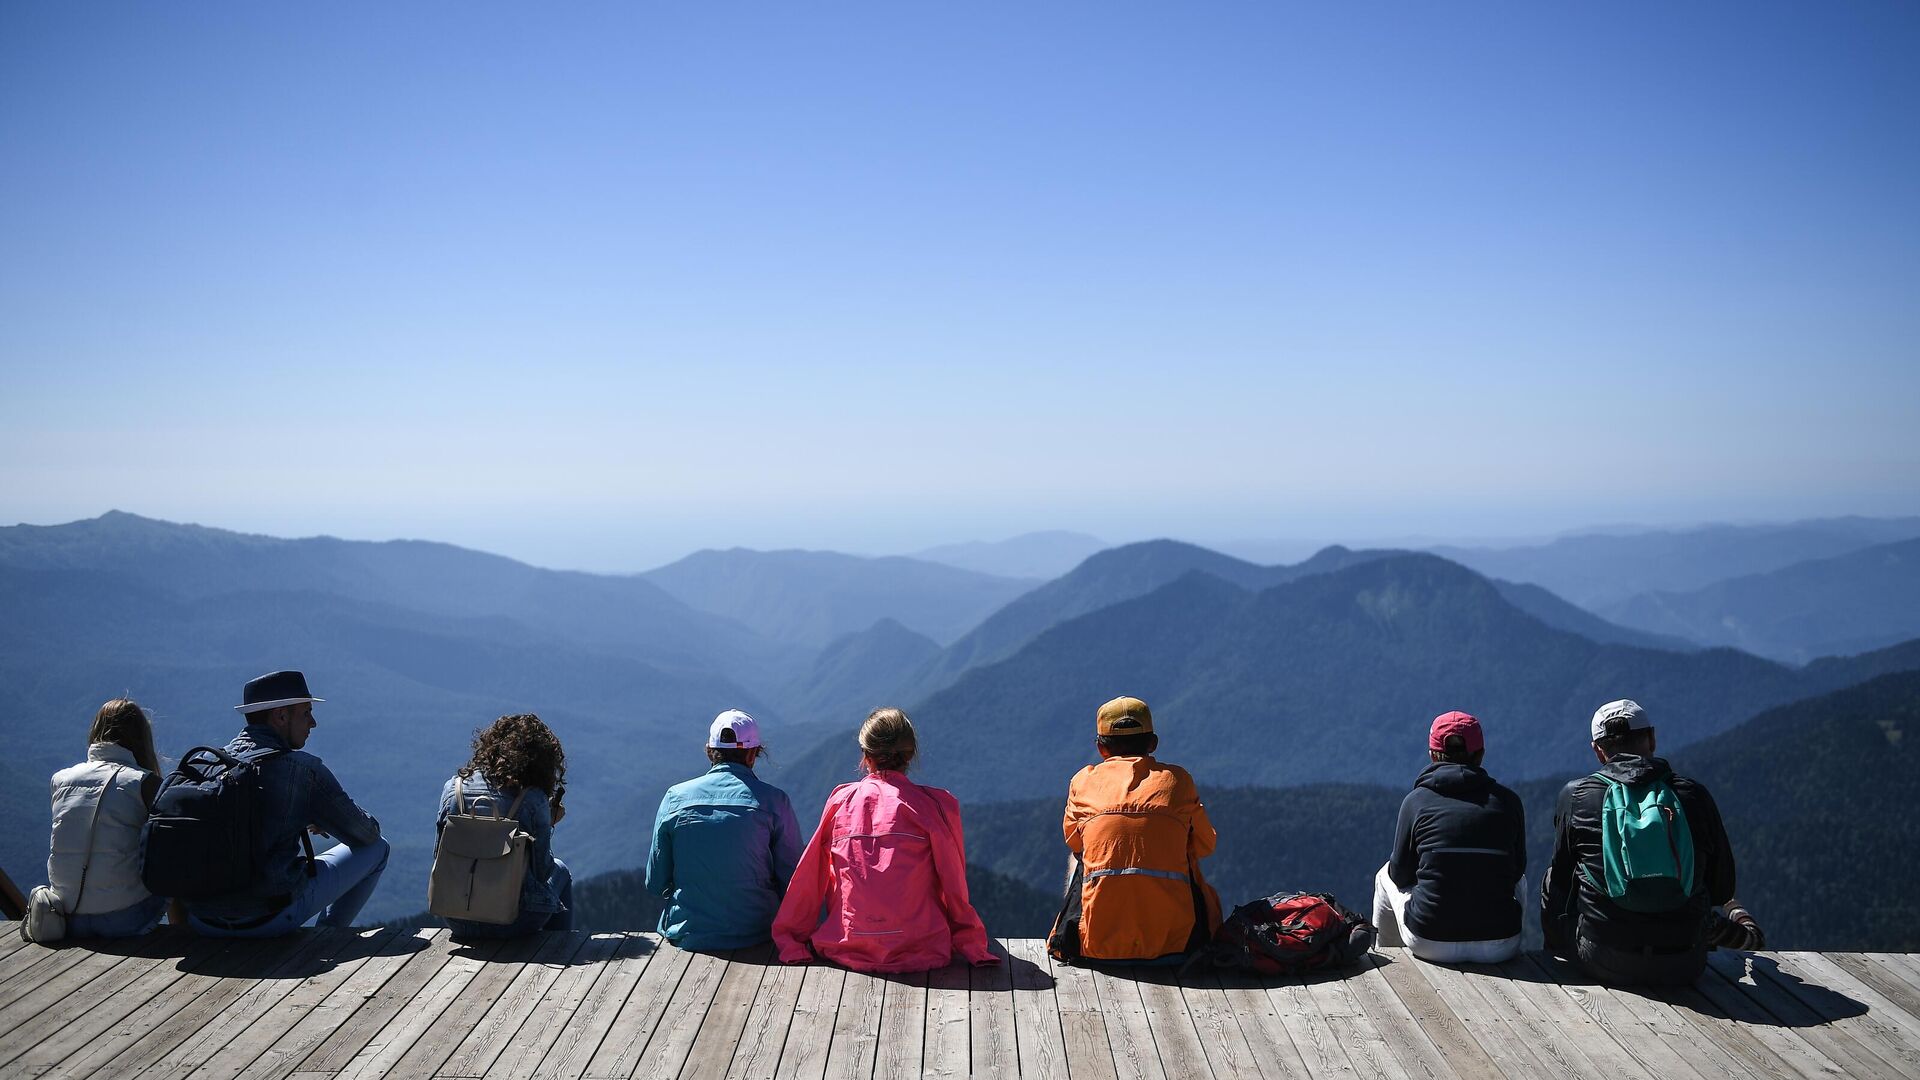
[1198,891,1375,976]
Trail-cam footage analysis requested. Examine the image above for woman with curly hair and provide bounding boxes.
[436,713,572,938]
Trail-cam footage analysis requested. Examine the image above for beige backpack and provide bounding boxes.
[428,785,530,925]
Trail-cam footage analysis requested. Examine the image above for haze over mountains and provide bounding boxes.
[3,509,1919,943]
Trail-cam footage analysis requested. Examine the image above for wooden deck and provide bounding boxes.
[2,927,1918,1079]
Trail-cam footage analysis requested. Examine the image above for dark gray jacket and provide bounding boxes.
[1388,762,1527,942]
[1540,754,1735,957]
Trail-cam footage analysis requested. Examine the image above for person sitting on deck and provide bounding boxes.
[771,707,999,972]
[1372,710,1527,963]
[646,709,802,951]
[1541,698,1765,986]
[1049,696,1221,965]
[45,698,177,938]
[183,670,390,937]
[438,712,574,938]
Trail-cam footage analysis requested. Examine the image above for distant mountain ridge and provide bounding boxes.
[1432,516,1920,610]
[911,531,1108,580]
[642,547,1035,648]
[1602,537,1920,664]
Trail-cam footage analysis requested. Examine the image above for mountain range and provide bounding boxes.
[1433,516,1920,610]
[1601,537,1920,663]
[4,510,1919,934]
[779,549,1920,815]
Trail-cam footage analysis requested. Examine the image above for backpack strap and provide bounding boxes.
[67,764,121,915]
[233,745,319,878]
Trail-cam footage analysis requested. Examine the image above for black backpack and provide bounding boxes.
[141,745,311,900]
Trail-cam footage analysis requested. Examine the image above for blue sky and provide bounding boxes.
[3,2,1916,570]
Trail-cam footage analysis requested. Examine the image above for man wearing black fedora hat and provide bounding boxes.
[182,670,390,936]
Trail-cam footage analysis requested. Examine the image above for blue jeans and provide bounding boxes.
[68,894,168,939]
[189,838,390,938]
[449,858,573,939]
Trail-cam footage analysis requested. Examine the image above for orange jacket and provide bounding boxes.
[1062,755,1221,961]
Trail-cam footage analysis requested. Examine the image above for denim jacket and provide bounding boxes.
[647,763,801,950]
[438,771,563,915]
[188,724,382,920]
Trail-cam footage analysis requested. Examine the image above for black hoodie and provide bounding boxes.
[1387,762,1527,942]
[1540,754,1736,956]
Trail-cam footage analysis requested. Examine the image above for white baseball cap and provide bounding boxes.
[708,709,762,749]
[1590,699,1651,742]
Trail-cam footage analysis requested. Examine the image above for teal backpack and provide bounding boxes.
[1583,772,1696,912]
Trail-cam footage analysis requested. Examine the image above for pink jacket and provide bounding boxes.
[772,770,998,972]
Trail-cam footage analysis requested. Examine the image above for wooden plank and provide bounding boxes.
[530,933,661,1080]
[971,944,1018,1079]
[373,933,558,1079]
[1766,953,1920,1077]
[0,933,182,1049]
[0,934,230,1076]
[1823,952,1920,1023]
[1531,949,1760,1080]
[1133,968,1210,1080]
[128,931,354,1080]
[823,966,885,1080]
[773,961,845,1080]
[1179,967,1268,1080]
[1341,952,1473,1080]
[0,936,137,1016]
[922,960,971,1080]
[0,940,74,991]
[1705,952,1918,1080]
[1491,953,1675,1080]
[1511,951,1716,1080]
[1411,954,1563,1080]
[677,945,773,1080]
[872,968,927,1080]
[582,936,693,1079]
[1457,960,1612,1080]
[1368,950,1505,1080]
[284,929,468,1078]
[1211,965,1311,1080]
[1864,952,1920,999]
[1046,954,1116,1080]
[0,925,43,964]
[1005,938,1069,1080]
[1655,975,1843,1080]
[489,933,635,1080]
[236,928,446,1080]
[1091,965,1165,1080]
[321,935,511,1080]
[1264,975,1356,1080]
[176,928,402,1080]
[438,931,594,1078]
[1309,968,1403,1080]
[632,946,733,1079]
[41,938,282,1080]
[722,957,807,1080]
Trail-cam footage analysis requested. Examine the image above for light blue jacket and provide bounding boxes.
[646,762,802,950]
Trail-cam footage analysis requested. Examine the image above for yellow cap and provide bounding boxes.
[1096,696,1154,736]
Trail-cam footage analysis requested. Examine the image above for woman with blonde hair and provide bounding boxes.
[46,698,171,937]
[436,713,572,938]
[772,708,998,972]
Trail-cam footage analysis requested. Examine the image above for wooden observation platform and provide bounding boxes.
[1,926,1917,1079]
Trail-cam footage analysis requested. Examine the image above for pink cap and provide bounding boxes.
[1429,711,1484,754]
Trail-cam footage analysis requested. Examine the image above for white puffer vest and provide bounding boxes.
[48,743,156,914]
